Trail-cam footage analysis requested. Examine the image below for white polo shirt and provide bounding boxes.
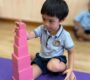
[34,25,74,58]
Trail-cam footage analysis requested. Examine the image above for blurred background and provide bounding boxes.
[0,0,90,73]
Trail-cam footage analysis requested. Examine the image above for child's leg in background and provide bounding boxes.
[73,26,90,41]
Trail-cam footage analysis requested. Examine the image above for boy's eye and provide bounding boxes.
[49,20,54,23]
[42,17,55,23]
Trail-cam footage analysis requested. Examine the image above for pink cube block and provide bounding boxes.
[14,36,27,46]
[12,67,33,80]
[15,29,27,39]
[16,21,26,30]
[12,54,31,71]
[14,44,28,57]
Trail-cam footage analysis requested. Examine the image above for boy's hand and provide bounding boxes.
[63,68,76,80]
[15,26,19,32]
[27,32,30,40]
[15,23,29,40]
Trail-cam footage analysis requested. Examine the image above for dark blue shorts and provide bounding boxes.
[31,53,67,74]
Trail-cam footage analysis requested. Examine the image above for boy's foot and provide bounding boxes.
[69,72,76,80]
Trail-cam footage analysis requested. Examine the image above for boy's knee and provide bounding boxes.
[47,63,66,72]
[47,64,58,72]
[47,59,66,72]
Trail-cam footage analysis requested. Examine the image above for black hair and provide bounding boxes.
[41,0,69,20]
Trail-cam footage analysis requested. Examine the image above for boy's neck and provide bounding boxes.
[50,31,57,35]
[49,25,61,35]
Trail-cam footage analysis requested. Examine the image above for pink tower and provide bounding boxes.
[12,21,33,80]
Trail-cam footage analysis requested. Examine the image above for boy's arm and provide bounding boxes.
[27,31,36,40]
[63,47,75,80]
[67,47,75,71]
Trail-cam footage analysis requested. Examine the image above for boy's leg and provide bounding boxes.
[32,64,42,80]
[30,53,36,61]
[47,58,66,72]
[47,58,76,80]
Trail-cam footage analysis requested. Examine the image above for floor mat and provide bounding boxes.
[0,58,90,80]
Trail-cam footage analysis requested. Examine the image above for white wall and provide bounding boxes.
[63,0,88,25]
[0,0,89,25]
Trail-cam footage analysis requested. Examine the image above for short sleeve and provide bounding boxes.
[64,32,74,50]
[74,11,85,22]
[33,25,43,37]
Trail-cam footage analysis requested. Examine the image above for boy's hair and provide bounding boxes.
[41,0,69,20]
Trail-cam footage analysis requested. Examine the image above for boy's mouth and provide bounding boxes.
[47,28,53,31]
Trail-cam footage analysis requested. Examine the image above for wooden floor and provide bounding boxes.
[0,20,90,73]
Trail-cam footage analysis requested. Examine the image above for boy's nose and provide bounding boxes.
[44,21,50,27]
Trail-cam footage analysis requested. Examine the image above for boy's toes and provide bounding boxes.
[70,72,76,80]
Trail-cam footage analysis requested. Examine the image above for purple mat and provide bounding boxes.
[0,58,90,80]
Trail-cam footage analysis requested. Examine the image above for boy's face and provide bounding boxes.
[42,14,60,32]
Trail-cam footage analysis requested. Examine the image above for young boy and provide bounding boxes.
[27,0,75,80]
[73,0,90,41]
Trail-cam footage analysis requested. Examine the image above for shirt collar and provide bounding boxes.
[44,25,63,38]
[55,25,63,38]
